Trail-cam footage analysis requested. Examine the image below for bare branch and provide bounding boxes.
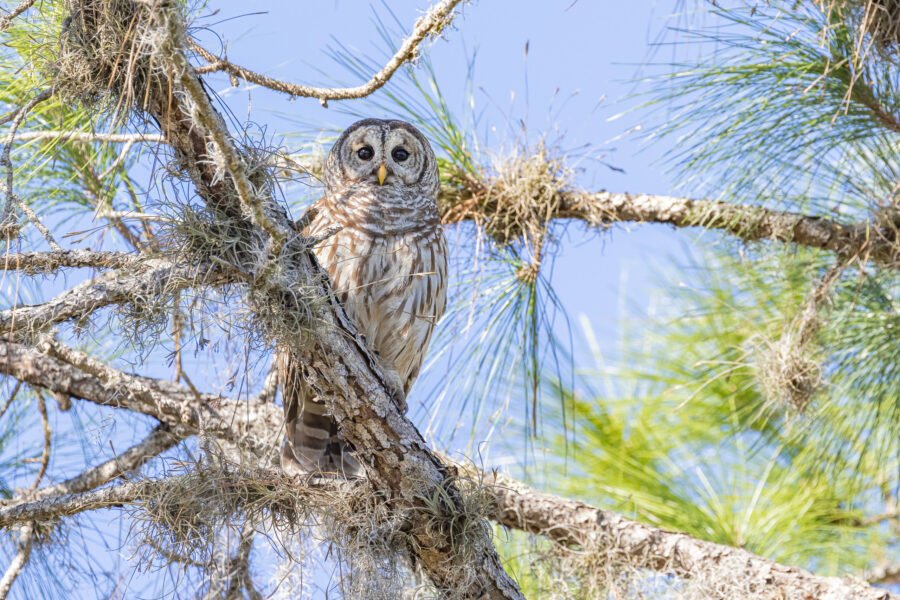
[0,480,154,527]
[11,131,165,144]
[442,188,900,269]
[0,0,37,34]
[16,202,61,250]
[0,250,138,274]
[190,0,465,104]
[555,191,899,266]
[0,522,33,600]
[0,339,281,456]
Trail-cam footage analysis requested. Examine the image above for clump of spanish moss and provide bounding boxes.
[130,451,495,599]
[54,0,182,113]
[440,144,572,284]
[755,264,844,412]
[440,144,570,249]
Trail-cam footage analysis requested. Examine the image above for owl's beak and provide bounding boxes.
[377,163,388,185]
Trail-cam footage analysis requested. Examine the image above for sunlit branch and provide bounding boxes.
[0,522,33,600]
[190,0,465,104]
[0,250,138,273]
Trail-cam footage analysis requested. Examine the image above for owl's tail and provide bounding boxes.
[277,348,362,478]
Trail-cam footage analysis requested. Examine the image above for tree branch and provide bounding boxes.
[557,191,898,266]
[189,0,465,104]
[27,423,181,502]
[474,468,897,600]
[441,188,900,268]
[0,339,280,457]
[0,250,138,274]
[0,0,37,34]
[0,259,229,338]
[0,522,33,600]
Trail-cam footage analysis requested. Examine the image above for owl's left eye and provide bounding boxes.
[391,147,410,162]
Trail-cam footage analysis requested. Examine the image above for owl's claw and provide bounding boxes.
[383,368,407,413]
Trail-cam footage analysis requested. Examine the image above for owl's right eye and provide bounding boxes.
[357,146,374,161]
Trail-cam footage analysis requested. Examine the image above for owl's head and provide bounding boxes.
[324,118,439,199]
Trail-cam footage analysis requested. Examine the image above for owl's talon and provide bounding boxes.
[383,368,407,413]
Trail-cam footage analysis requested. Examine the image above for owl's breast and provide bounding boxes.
[312,224,447,388]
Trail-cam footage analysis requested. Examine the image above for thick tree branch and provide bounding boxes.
[556,191,899,267]
[477,469,894,600]
[190,0,465,103]
[0,250,138,273]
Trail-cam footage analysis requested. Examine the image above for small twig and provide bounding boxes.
[26,390,51,493]
[0,0,37,34]
[0,382,21,422]
[0,89,52,226]
[189,0,465,103]
[17,202,61,250]
[0,522,33,600]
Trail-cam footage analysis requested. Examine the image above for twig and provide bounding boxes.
[0,522,33,600]
[0,381,21,421]
[189,0,465,104]
[0,89,52,226]
[0,0,37,34]
[17,202,61,250]
[25,390,50,493]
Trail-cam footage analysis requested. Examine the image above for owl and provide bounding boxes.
[279,118,448,477]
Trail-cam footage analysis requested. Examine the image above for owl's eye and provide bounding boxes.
[357,146,374,161]
[391,147,410,162]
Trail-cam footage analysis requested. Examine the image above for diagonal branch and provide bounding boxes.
[0,0,37,34]
[27,423,181,502]
[0,339,281,456]
[476,468,895,600]
[190,0,465,104]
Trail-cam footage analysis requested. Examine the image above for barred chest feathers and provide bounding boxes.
[308,202,448,395]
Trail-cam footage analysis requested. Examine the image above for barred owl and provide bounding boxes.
[279,118,447,477]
